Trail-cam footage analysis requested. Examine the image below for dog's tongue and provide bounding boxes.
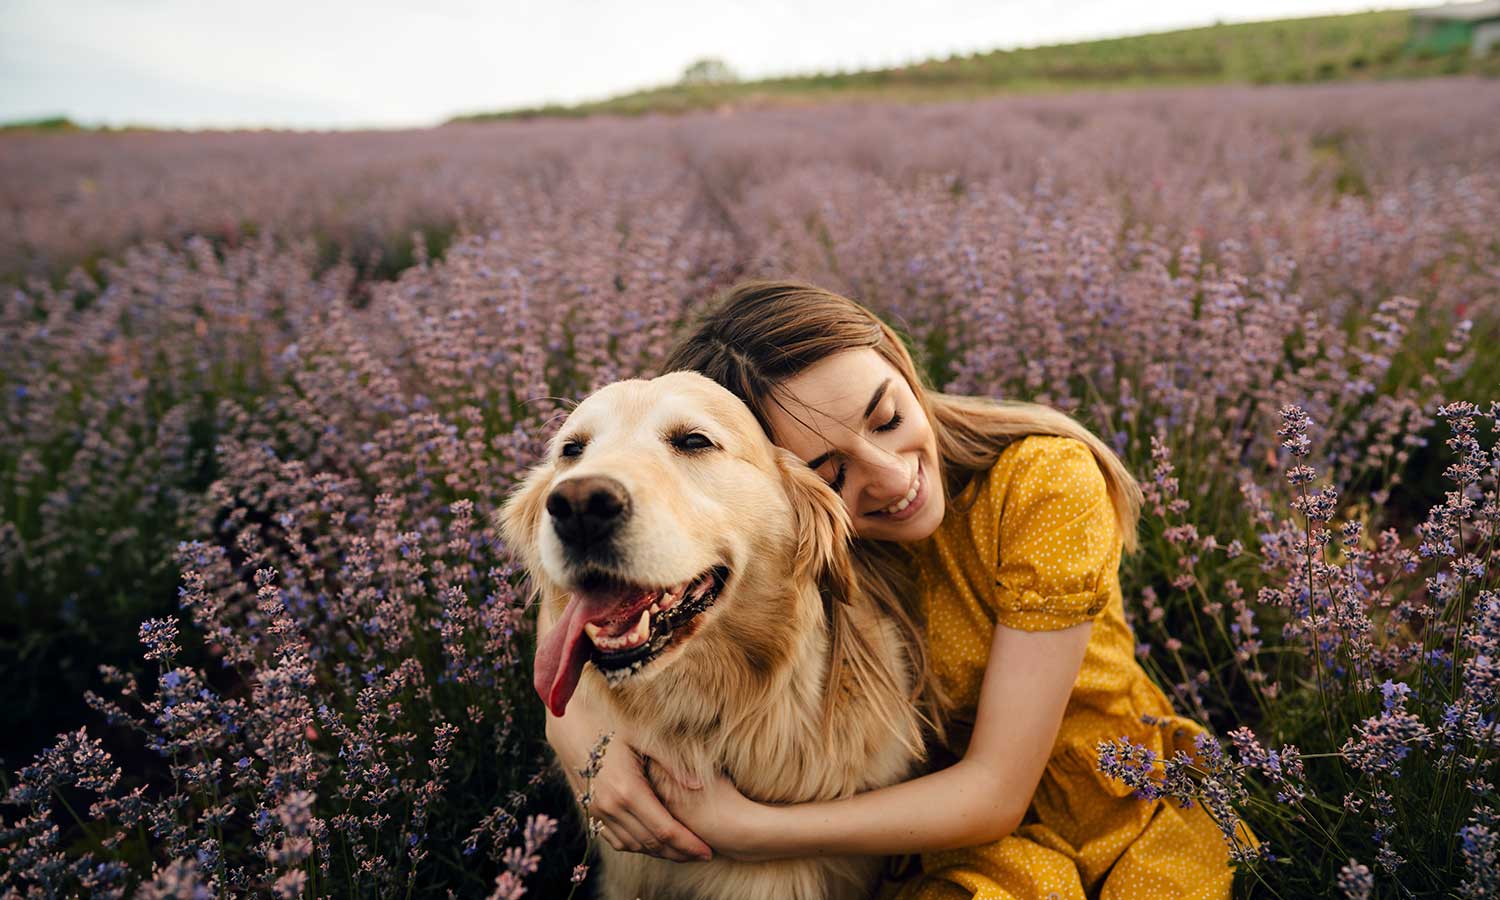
[534,586,650,718]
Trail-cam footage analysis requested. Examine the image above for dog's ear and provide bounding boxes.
[774,447,858,605]
[775,448,920,754]
[492,458,556,570]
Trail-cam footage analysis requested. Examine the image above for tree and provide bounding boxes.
[679,58,739,85]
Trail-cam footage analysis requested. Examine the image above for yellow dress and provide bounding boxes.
[878,435,1245,900]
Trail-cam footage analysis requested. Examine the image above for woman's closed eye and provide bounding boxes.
[825,410,903,492]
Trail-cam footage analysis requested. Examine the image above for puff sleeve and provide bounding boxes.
[986,437,1120,632]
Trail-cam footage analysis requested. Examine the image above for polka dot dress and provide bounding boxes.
[877,435,1242,900]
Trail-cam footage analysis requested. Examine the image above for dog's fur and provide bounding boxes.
[497,371,921,900]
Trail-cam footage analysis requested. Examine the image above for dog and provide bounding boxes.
[496,370,922,900]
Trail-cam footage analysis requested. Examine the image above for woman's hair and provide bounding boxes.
[660,278,1143,745]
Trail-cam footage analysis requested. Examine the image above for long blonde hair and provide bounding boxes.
[660,279,1143,742]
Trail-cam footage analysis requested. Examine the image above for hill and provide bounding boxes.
[449,9,1499,121]
[0,116,86,132]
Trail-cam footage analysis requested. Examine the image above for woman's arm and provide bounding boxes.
[655,619,1092,861]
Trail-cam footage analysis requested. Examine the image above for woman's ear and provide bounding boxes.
[774,448,858,606]
[492,459,556,569]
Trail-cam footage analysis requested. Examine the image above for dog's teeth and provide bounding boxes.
[628,608,651,645]
[584,606,656,653]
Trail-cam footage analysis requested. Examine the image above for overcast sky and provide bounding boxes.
[1,0,1433,130]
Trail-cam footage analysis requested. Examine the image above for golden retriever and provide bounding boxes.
[497,370,922,900]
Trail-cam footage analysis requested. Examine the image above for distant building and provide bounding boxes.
[1409,1,1500,57]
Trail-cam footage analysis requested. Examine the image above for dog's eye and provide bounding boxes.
[561,440,585,458]
[671,432,715,452]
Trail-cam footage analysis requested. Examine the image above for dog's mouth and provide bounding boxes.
[534,563,731,717]
[585,564,730,680]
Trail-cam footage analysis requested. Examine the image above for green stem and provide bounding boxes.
[1298,481,1338,744]
[50,787,98,846]
[1189,570,1272,721]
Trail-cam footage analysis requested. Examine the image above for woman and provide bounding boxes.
[543,279,1249,898]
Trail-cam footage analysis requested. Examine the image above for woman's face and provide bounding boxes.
[763,348,945,543]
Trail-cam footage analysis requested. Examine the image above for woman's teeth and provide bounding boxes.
[881,471,921,515]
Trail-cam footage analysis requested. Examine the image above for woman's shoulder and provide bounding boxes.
[978,434,1104,511]
[934,433,1107,554]
[983,434,1119,631]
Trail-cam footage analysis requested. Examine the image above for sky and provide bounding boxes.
[0,0,1438,131]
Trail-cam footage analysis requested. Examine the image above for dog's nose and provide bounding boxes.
[546,475,632,548]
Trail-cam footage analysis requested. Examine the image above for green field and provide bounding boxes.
[451,9,1499,122]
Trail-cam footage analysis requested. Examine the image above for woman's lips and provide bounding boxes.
[871,458,926,522]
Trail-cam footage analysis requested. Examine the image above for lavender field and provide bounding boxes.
[2,78,1498,898]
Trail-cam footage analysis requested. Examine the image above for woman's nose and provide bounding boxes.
[862,449,911,500]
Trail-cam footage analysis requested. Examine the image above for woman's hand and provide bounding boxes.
[545,698,713,863]
[651,766,773,862]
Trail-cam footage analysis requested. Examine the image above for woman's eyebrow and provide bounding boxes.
[803,378,892,470]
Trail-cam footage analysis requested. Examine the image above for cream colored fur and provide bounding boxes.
[497,371,921,900]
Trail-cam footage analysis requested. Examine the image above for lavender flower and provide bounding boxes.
[3,78,1498,899]
[1336,858,1373,900]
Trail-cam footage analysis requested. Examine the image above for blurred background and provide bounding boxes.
[4,0,1498,130]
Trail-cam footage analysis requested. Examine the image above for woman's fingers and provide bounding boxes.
[553,712,708,861]
[604,796,705,862]
[643,754,703,790]
[599,823,626,853]
[597,817,701,864]
[621,796,712,862]
[638,757,712,860]
[590,766,712,862]
[560,727,712,863]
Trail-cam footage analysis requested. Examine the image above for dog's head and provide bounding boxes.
[496,370,854,718]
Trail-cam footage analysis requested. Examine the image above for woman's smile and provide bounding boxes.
[762,347,946,542]
[867,456,926,521]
